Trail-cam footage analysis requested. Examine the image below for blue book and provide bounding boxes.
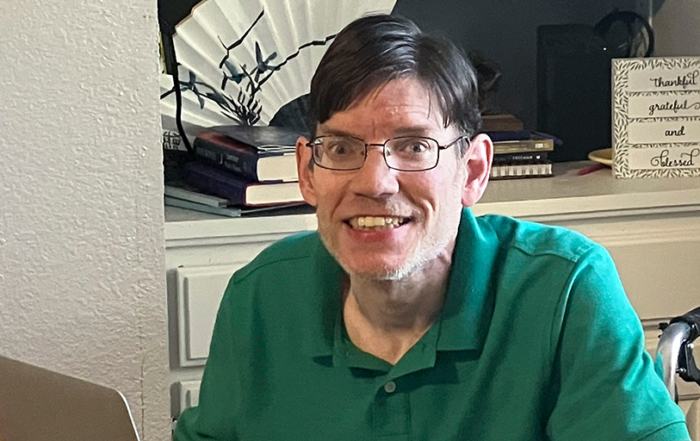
[194,130,298,183]
[182,161,303,207]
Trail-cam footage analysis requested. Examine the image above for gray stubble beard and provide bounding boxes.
[317,220,450,283]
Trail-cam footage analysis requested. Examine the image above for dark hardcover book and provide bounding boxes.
[493,152,549,163]
[493,137,555,155]
[211,125,303,152]
[486,130,533,142]
[193,131,298,183]
[182,161,304,207]
[487,131,562,155]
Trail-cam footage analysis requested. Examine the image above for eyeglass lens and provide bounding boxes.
[313,136,439,171]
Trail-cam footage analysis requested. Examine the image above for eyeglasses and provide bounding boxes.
[306,135,469,172]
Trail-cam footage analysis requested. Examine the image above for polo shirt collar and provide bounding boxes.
[300,236,344,358]
[301,208,499,358]
[329,304,441,375]
[436,208,499,352]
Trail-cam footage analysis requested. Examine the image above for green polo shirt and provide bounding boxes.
[174,208,689,441]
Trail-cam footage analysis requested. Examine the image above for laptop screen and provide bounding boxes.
[0,355,140,441]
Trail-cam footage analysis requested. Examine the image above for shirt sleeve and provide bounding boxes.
[546,245,690,441]
[173,280,240,441]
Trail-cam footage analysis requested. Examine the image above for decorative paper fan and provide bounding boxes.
[160,0,397,148]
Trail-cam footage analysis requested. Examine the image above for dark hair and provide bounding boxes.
[308,14,481,152]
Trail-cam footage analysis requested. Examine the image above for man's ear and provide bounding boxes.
[461,133,493,207]
[296,136,318,207]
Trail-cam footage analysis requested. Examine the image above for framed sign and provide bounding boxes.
[612,57,700,178]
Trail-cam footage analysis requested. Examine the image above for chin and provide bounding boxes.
[343,254,433,282]
[362,267,413,282]
[318,226,446,282]
[345,266,407,281]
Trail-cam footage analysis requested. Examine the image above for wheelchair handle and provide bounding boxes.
[669,306,700,341]
[656,306,700,402]
[656,322,691,401]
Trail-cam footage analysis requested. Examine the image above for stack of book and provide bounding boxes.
[165,125,308,217]
[164,184,243,218]
[489,131,555,180]
[482,115,555,180]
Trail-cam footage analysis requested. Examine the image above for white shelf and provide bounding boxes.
[477,161,700,220]
[165,161,700,241]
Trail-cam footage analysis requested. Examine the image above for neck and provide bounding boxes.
[342,246,454,364]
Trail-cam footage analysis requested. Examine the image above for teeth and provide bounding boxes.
[350,216,405,230]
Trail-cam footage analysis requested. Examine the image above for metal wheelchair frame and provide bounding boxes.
[656,306,700,403]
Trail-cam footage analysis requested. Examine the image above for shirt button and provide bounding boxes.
[384,381,397,393]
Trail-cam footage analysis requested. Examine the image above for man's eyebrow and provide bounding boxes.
[318,125,436,138]
[392,126,434,136]
[317,127,359,138]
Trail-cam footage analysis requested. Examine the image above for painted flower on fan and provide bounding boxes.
[161,8,360,126]
[222,61,246,88]
[253,41,278,82]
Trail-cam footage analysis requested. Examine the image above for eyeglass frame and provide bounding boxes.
[305,134,471,172]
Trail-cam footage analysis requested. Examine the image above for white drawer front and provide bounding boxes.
[176,380,202,416]
[176,264,244,367]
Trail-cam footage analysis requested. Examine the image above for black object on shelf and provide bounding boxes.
[537,10,653,163]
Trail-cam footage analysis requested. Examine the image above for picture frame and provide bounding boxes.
[612,56,700,178]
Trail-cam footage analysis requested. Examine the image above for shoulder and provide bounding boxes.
[217,230,332,335]
[231,231,322,284]
[476,213,602,265]
[469,213,622,342]
[474,213,621,308]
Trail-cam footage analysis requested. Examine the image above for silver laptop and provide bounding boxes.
[0,354,140,441]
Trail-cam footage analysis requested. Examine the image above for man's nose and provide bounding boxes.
[349,147,400,197]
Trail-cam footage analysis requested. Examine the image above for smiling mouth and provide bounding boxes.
[345,216,411,230]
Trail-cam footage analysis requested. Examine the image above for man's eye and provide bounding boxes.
[410,143,428,153]
[327,142,353,156]
[395,139,431,154]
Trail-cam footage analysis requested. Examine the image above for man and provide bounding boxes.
[174,15,689,440]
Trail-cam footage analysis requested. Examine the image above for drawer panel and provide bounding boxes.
[176,264,244,367]
[608,240,700,321]
[176,380,202,417]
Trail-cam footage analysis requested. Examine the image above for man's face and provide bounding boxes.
[298,78,479,280]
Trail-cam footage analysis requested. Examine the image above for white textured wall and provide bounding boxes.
[653,0,700,56]
[0,0,169,439]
